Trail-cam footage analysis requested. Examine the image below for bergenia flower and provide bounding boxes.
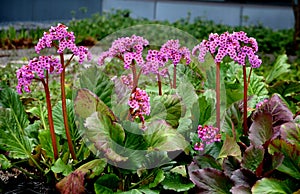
[192,31,262,68]
[128,88,151,128]
[142,49,168,76]
[98,35,149,69]
[35,23,91,64]
[194,125,221,151]
[16,56,62,94]
[160,39,191,66]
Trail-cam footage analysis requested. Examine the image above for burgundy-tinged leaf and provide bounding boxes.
[222,156,241,177]
[230,168,257,189]
[249,112,273,147]
[230,185,251,194]
[188,162,233,193]
[280,122,300,145]
[253,94,293,139]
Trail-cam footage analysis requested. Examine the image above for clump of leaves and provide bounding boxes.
[188,94,300,193]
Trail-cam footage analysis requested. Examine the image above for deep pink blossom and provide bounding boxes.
[128,88,151,124]
[160,39,191,66]
[16,56,62,94]
[192,31,262,68]
[194,125,221,151]
[98,35,149,69]
[35,23,91,64]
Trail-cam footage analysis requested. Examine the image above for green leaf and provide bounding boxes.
[269,139,300,179]
[198,95,213,125]
[0,154,12,170]
[188,162,233,194]
[280,122,300,145]
[74,89,127,162]
[79,66,114,107]
[265,54,291,84]
[84,112,127,162]
[51,158,73,176]
[144,120,189,153]
[252,178,297,194]
[149,169,165,188]
[249,112,273,146]
[52,99,80,141]
[161,172,195,192]
[149,95,183,128]
[0,108,34,159]
[118,189,143,194]
[0,82,29,132]
[77,158,107,179]
[38,129,60,160]
[94,174,120,193]
[194,155,222,170]
[241,145,265,172]
[218,135,242,161]
[268,81,300,98]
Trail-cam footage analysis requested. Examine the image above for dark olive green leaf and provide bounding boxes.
[38,129,60,160]
[161,172,195,192]
[265,54,290,84]
[252,178,297,194]
[218,134,242,161]
[74,89,126,162]
[0,108,34,159]
[95,174,119,193]
[149,169,165,188]
[194,155,222,170]
[84,112,127,162]
[268,81,300,101]
[269,139,300,179]
[149,95,183,128]
[144,120,189,153]
[241,145,264,173]
[0,82,29,131]
[280,122,300,145]
[79,66,114,107]
[53,99,80,141]
[77,159,107,179]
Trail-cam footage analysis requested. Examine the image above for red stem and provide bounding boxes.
[60,53,77,160]
[157,73,162,95]
[243,66,248,135]
[41,78,58,160]
[173,65,177,89]
[216,62,221,130]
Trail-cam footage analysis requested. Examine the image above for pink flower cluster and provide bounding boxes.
[16,56,62,94]
[98,35,149,69]
[35,23,91,64]
[160,39,191,66]
[142,49,168,76]
[194,125,221,151]
[192,31,262,68]
[128,88,151,123]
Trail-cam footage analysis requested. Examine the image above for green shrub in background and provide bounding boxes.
[0,9,295,55]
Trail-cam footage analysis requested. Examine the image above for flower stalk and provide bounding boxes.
[41,78,58,160]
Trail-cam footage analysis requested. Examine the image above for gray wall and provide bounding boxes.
[103,0,294,29]
[0,0,295,30]
[0,0,102,22]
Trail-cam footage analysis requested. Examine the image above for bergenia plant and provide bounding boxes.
[16,23,91,160]
[192,31,262,134]
[141,39,191,95]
